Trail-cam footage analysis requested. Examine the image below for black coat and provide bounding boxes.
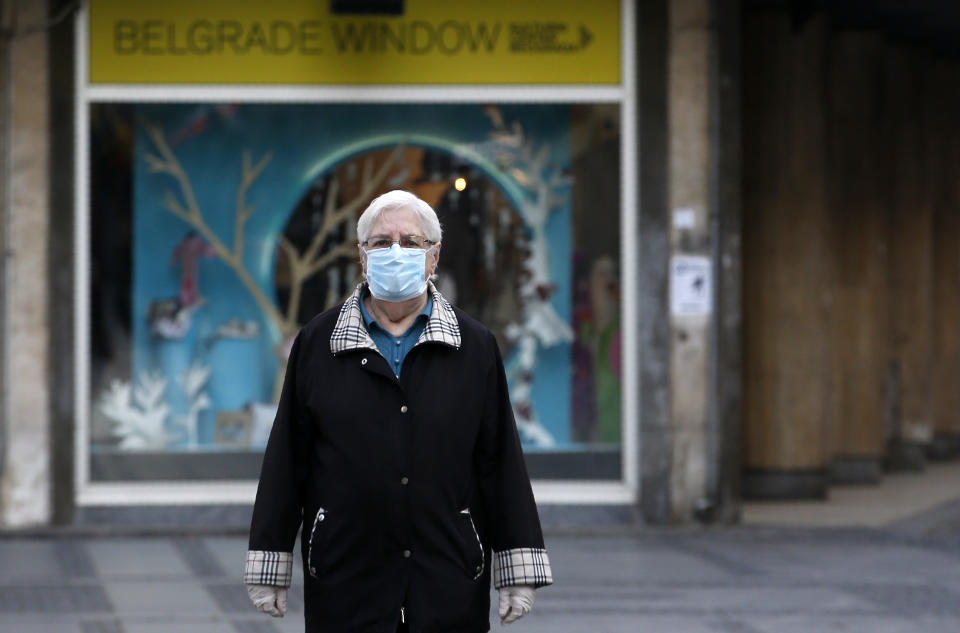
[245,284,552,633]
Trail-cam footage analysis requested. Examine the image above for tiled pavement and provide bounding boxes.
[3,523,960,633]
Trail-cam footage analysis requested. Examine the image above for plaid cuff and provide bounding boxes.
[492,547,553,589]
[244,550,294,587]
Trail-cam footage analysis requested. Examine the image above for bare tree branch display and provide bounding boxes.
[144,123,286,335]
[276,144,405,333]
[142,120,406,401]
[483,106,574,447]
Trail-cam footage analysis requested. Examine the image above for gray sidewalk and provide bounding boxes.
[3,522,960,633]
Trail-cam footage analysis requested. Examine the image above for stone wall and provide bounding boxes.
[0,0,52,527]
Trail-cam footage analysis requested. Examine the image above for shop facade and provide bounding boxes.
[73,0,640,513]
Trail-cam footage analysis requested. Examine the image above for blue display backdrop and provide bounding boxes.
[113,102,605,454]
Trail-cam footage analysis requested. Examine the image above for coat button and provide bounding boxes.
[400,405,408,413]
[400,477,409,485]
[361,358,368,365]
[403,549,411,558]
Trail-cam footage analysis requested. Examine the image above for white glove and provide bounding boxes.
[498,585,535,625]
[247,584,287,617]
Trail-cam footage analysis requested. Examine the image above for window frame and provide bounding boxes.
[73,0,638,507]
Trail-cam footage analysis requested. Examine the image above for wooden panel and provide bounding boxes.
[824,32,888,465]
[742,13,829,474]
[931,60,960,446]
[885,46,935,451]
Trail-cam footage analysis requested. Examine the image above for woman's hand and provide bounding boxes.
[498,585,535,625]
[247,584,288,617]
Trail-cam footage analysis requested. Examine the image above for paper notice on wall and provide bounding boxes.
[672,207,696,229]
[670,255,712,316]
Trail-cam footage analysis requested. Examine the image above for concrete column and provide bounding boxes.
[742,13,830,498]
[930,60,960,460]
[884,47,934,470]
[710,0,743,522]
[49,0,77,524]
[637,0,672,522]
[0,0,52,527]
[824,32,887,484]
[667,0,713,521]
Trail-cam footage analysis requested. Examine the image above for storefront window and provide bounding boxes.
[88,102,621,481]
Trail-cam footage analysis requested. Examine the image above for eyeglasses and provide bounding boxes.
[362,235,436,250]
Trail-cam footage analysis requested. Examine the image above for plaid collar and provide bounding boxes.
[330,281,461,355]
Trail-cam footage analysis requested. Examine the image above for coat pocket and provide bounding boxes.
[306,507,328,578]
[457,508,484,581]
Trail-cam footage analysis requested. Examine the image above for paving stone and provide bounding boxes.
[270,612,310,633]
[707,617,768,633]
[205,537,305,586]
[545,536,733,584]
[6,526,960,632]
[0,614,84,632]
[102,580,213,615]
[668,585,872,615]
[0,541,64,579]
[56,540,98,578]
[87,540,193,578]
[742,614,960,633]
[231,619,282,633]
[80,620,124,633]
[173,538,226,578]
[0,584,112,613]
[842,583,960,617]
[819,545,960,585]
[119,617,237,633]
[208,582,302,614]
[502,613,722,633]
[207,583,254,613]
[664,537,764,576]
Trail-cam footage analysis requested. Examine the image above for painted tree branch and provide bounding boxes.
[302,176,341,265]
[280,144,405,329]
[305,242,357,278]
[144,121,408,404]
[301,146,404,266]
[143,122,288,338]
[234,150,274,262]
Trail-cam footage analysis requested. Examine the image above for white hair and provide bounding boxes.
[356,190,443,245]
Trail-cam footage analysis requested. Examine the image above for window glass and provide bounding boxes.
[88,102,622,481]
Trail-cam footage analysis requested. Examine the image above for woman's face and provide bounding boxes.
[360,206,441,279]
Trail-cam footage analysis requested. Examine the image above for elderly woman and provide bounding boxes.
[245,190,553,633]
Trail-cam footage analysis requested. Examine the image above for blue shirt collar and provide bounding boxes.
[330,281,460,355]
[359,289,433,334]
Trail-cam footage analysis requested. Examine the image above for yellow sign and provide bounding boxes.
[89,0,620,85]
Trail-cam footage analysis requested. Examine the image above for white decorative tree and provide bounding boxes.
[484,106,574,447]
[172,360,212,449]
[98,372,171,450]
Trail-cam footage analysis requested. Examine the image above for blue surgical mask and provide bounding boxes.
[364,243,431,302]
